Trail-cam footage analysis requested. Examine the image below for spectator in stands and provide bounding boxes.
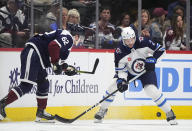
[46,0,60,24]
[149,7,167,44]
[113,12,130,41]
[163,14,186,51]
[130,9,151,38]
[67,8,85,49]
[70,0,96,26]
[166,0,191,46]
[0,0,29,47]
[26,0,54,6]
[116,12,130,29]
[68,8,80,25]
[167,0,186,20]
[50,7,68,30]
[89,6,116,49]
[163,5,186,34]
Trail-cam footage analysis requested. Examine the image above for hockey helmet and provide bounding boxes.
[121,27,136,47]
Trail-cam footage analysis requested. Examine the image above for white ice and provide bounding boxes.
[0,120,192,131]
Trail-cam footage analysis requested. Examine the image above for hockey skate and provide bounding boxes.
[166,109,178,125]
[94,108,108,123]
[0,99,6,120]
[35,109,55,123]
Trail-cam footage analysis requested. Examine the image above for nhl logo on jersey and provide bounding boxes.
[131,58,145,73]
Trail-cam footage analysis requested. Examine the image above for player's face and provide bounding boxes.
[123,37,136,48]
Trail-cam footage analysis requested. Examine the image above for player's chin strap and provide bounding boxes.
[54,70,146,123]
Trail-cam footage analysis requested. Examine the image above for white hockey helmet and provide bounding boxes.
[121,27,135,39]
[121,27,136,47]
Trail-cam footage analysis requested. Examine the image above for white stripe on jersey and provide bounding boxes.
[61,30,73,39]
[20,79,37,85]
[12,88,21,98]
[54,39,61,48]
[36,95,48,99]
[25,48,34,80]
[26,42,46,69]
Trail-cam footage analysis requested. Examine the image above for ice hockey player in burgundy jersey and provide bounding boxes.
[0,29,77,122]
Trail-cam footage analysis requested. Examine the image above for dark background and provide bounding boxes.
[100,0,178,25]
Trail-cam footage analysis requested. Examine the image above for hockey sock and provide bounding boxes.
[5,90,18,106]
[144,84,171,113]
[37,98,48,110]
[100,79,117,109]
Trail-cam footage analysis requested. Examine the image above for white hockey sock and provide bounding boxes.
[100,79,117,110]
[144,84,171,113]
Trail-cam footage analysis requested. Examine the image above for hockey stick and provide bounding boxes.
[76,58,99,74]
[55,70,146,123]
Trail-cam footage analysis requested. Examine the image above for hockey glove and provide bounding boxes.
[53,63,68,75]
[116,78,128,93]
[64,65,77,76]
[145,57,156,71]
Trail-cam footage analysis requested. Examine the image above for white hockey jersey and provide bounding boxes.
[115,37,165,81]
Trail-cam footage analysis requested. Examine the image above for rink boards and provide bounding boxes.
[0,49,192,121]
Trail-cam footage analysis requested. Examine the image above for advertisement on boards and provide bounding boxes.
[0,50,192,107]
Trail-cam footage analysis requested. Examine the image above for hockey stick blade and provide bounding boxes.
[76,58,99,74]
[91,58,99,74]
[54,115,74,123]
[55,70,146,123]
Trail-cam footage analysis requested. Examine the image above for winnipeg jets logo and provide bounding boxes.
[131,58,145,73]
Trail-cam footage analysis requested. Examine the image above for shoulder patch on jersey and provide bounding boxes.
[116,48,121,54]
[61,30,73,38]
[139,37,144,41]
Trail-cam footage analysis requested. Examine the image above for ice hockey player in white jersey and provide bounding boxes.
[94,27,178,125]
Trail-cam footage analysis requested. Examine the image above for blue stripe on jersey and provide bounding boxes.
[159,47,165,51]
[115,65,126,71]
[158,99,167,107]
[103,96,114,102]
[106,91,116,96]
[155,43,161,50]
[154,94,163,102]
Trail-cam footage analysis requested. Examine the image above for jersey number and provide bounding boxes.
[62,37,69,45]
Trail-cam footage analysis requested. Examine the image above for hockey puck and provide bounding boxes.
[156,112,161,117]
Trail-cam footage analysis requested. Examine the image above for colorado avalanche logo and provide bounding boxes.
[9,68,20,91]
[131,58,145,74]
[139,37,144,42]
[116,48,121,54]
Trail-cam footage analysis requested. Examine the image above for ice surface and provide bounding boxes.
[0,120,192,131]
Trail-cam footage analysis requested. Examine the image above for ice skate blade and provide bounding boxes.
[35,117,55,123]
[168,119,178,125]
[94,119,103,123]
